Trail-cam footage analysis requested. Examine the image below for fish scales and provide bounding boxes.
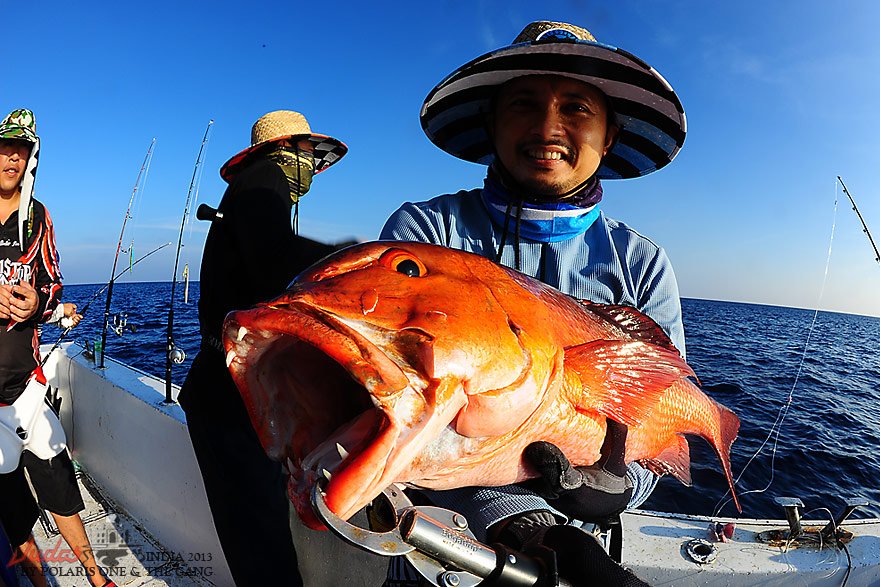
[223,241,741,528]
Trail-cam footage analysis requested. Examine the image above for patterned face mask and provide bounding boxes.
[266,145,315,204]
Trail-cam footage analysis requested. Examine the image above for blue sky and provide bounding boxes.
[10,1,880,317]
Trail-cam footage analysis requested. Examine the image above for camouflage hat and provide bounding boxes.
[0,109,38,144]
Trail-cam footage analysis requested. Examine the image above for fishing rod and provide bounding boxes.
[99,138,156,369]
[837,176,880,264]
[41,242,172,364]
[165,120,213,403]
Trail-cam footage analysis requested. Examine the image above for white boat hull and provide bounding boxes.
[622,509,880,586]
[40,343,880,586]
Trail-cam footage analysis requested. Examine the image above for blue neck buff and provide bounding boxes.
[480,171,602,243]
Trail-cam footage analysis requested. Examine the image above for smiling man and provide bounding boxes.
[491,76,618,197]
[380,20,687,585]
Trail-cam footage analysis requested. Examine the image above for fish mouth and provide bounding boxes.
[223,301,431,528]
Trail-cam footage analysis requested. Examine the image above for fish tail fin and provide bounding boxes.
[715,402,742,513]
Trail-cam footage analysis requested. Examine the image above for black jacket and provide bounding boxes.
[180,158,346,404]
[198,158,343,342]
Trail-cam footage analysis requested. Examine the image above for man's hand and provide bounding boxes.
[60,302,82,328]
[0,282,40,323]
[0,284,11,319]
[523,419,633,523]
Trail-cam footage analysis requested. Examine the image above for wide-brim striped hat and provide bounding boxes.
[420,21,687,180]
[220,110,347,182]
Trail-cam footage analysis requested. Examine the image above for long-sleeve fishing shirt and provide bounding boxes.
[380,187,685,539]
[0,198,62,403]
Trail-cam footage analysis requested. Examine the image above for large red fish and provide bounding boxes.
[223,241,741,529]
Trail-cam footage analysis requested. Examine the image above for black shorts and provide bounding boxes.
[0,466,40,547]
[22,450,85,517]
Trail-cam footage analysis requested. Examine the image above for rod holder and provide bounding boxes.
[775,497,804,539]
[821,497,870,539]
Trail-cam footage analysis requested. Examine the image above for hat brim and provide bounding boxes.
[0,129,38,144]
[220,133,348,183]
[420,40,686,180]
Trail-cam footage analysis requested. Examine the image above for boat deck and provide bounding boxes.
[18,467,216,587]
[22,343,880,586]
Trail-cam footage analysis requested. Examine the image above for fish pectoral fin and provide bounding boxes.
[564,339,696,426]
[639,435,692,486]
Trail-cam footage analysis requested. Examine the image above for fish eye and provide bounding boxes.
[396,259,420,277]
[378,248,428,278]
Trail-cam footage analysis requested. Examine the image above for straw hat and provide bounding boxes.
[220,110,347,182]
[420,21,687,180]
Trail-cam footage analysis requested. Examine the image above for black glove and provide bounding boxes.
[523,419,633,523]
[486,511,649,586]
[539,524,650,587]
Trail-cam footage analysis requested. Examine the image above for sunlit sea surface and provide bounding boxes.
[48,284,880,520]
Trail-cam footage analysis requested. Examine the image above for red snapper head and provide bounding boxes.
[223,241,561,527]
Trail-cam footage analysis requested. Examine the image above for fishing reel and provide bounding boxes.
[110,313,137,336]
[168,343,187,365]
[83,342,96,362]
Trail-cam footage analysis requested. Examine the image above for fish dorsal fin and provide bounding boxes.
[564,339,696,427]
[640,436,692,486]
[576,300,679,355]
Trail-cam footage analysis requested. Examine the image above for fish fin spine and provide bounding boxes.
[576,300,680,354]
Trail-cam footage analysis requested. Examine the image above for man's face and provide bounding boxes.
[0,140,32,197]
[491,75,617,197]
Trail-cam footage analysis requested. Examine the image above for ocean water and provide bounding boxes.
[50,281,202,391]
[47,284,880,521]
[641,299,880,521]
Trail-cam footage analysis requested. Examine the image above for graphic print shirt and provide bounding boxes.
[0,199,62,403]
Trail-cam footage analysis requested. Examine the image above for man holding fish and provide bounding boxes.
[380,19,687,585]
[220,18,740,587]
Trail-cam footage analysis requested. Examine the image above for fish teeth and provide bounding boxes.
[237,326,248,341]
[336,443,349,461]
[321,468,332,481]
[225,350,236,368]
[286,457,295,474]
